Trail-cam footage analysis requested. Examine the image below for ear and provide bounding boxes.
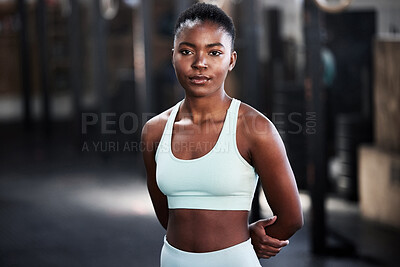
[171,48,175,67]
[228,51,237,71]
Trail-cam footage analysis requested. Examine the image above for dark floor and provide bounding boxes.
[0,124,399,267]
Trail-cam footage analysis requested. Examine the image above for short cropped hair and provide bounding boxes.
[174,2,236,50]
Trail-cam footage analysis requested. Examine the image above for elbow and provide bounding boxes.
[295,219,304,232]
[284,221,302,239]
[264,213,303,240]
[291,213,304,233]
[285,213,304,237]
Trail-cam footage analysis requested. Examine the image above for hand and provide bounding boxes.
[249,216,289,259]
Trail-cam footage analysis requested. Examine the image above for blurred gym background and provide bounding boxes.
[0,0,399,266]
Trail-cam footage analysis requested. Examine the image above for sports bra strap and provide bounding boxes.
[167,100,182,133]
[228,98,241,134]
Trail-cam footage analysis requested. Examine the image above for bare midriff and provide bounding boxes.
[166,209,250,253]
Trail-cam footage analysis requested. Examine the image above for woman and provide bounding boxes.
[142,3,303,266]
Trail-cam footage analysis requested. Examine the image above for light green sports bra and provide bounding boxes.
[155,98,259,211]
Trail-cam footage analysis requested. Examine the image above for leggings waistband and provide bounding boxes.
[163,236,253,255]
[161,236,261,267]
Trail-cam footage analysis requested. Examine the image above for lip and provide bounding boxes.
[189,75,210,85]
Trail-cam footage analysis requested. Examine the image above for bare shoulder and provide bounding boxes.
[237,102,280,142]
[141,106,174,146]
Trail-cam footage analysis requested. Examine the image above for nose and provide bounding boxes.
[192,52,207,69]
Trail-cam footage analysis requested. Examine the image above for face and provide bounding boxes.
[172,21,237,98]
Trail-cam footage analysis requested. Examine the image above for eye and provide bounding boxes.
[180,49,193,55]
[210,50,222,56]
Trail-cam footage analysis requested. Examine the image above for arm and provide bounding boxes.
[141,119,169,230]
[250,116,304,240]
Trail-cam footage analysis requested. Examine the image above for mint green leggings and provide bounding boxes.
[160,236,261,267]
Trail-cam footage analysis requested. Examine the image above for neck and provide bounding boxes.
[181,91,231,123]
